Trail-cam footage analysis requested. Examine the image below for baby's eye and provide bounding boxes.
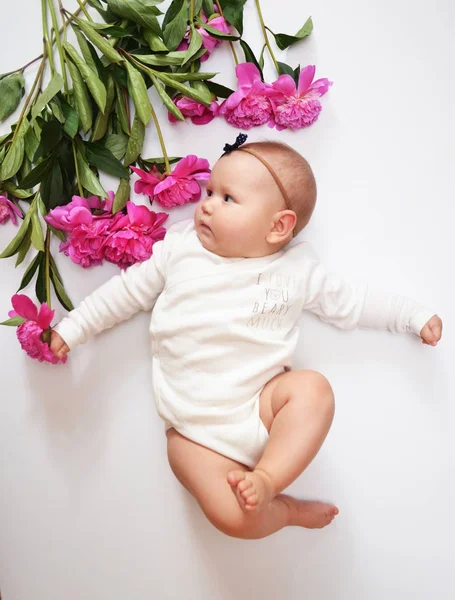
[223,195,235,203]
[206,190,212,197]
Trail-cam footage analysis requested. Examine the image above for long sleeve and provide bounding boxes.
[53,238,167,350]
[300,242,436,335]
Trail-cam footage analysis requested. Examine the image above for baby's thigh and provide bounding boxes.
[166,428,251,532]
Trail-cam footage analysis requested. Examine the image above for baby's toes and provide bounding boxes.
[245,493,258,507]
[241,486,256,501]
[238,478,253,493]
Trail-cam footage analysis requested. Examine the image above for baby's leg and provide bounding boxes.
[227,369,336,516]
[166,428,337,540]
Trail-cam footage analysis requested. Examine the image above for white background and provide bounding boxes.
[1,1,454,599]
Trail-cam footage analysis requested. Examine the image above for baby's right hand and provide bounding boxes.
[49,330,71,359]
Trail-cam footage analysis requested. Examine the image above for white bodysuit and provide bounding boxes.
[54,219,436,468]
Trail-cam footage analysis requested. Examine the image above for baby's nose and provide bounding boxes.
[201,199,213,214]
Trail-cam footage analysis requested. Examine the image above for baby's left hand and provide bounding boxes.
[420,315,443,346]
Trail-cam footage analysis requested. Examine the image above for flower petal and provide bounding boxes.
[297,65,316,95]
[11,294,38,321]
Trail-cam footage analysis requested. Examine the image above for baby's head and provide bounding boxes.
[194,140,317,258]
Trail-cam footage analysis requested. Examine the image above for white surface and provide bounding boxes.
[0,1,453,599]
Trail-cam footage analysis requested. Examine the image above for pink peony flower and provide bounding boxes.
[269,65,333,131]
[168,96,219,125]
[59,218,112,268]
[103,202,169,269]
[8,294,66,364]
[218,63,277,129]
[0,195,22,225]
[44,193,113,232]
[131,155,211,208]
[177,7,231,62]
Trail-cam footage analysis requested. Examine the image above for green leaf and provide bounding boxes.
[20,153,54,188]
[163,0,189,51]
[197,19,240,40]
[182,27,203,66]
[107,0,162,34]
[49,98,65,123]
[91,74,115,141]
[104,133,128,160]
[67,61,93,134]
[89,23,134,38]
[169,70,217,82]
[150,74,184,121]
[35,253,46,304]
[2,181,33,199]
[0,316,27,327]
[205,80,235,98]
[40,161,64,209]
[50,258,74,312]
[143,30,168,51]
[18,250,41,289]
[162,0,185,31]
[17,251,42,291]
[0,136,25,181]
[85,142,129,178]
[31,73,64,121]
[0,73,25,122]
[76,151,108,198]
[73,17,123,63]
[64,42,107,112]
[277,61,295,78]
[202,0,215,18]
[258,43,266,71]
[123,112,145,166]
[40,121,63,155]
[265,18,313,51]
[15,221,32,266]
[112,177,130,212]
[142,156,182,166]
[132,51,192,67]
[61,101,79,138]
[114,89,130,135]
[72,24,98,73]
[220,0,247,36]
[30,210,45,252]
[0,210,31,258]
[189,80,212,104]
[239,39,263,81]
[153,71,212,106]
[125,61,151,126]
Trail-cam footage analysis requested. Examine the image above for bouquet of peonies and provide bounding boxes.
[0,0,332,363]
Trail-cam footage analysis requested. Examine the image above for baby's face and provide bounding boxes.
[194,151,289,258]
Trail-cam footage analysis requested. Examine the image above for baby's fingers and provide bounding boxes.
[49,330,70,357]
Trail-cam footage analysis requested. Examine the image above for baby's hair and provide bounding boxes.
[239,140,317,236]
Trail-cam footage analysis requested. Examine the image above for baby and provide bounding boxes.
[50,135,443,540]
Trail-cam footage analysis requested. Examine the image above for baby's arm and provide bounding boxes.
[51,239,168,356]
[300,242,439,338]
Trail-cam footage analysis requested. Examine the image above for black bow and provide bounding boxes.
[221,133,248,157]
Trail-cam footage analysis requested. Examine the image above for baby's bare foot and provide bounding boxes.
[227,468,275,515]
[279,495,339,529]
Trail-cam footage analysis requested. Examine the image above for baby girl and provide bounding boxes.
[50,134,443,540]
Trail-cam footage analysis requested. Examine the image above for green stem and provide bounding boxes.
[149,103,170,174]
[44,227,51,308]
[41,0,55,73]
[47,0,69,95]
[254,0,279,75]
[76,0,92,21]
[215,0,238,65]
